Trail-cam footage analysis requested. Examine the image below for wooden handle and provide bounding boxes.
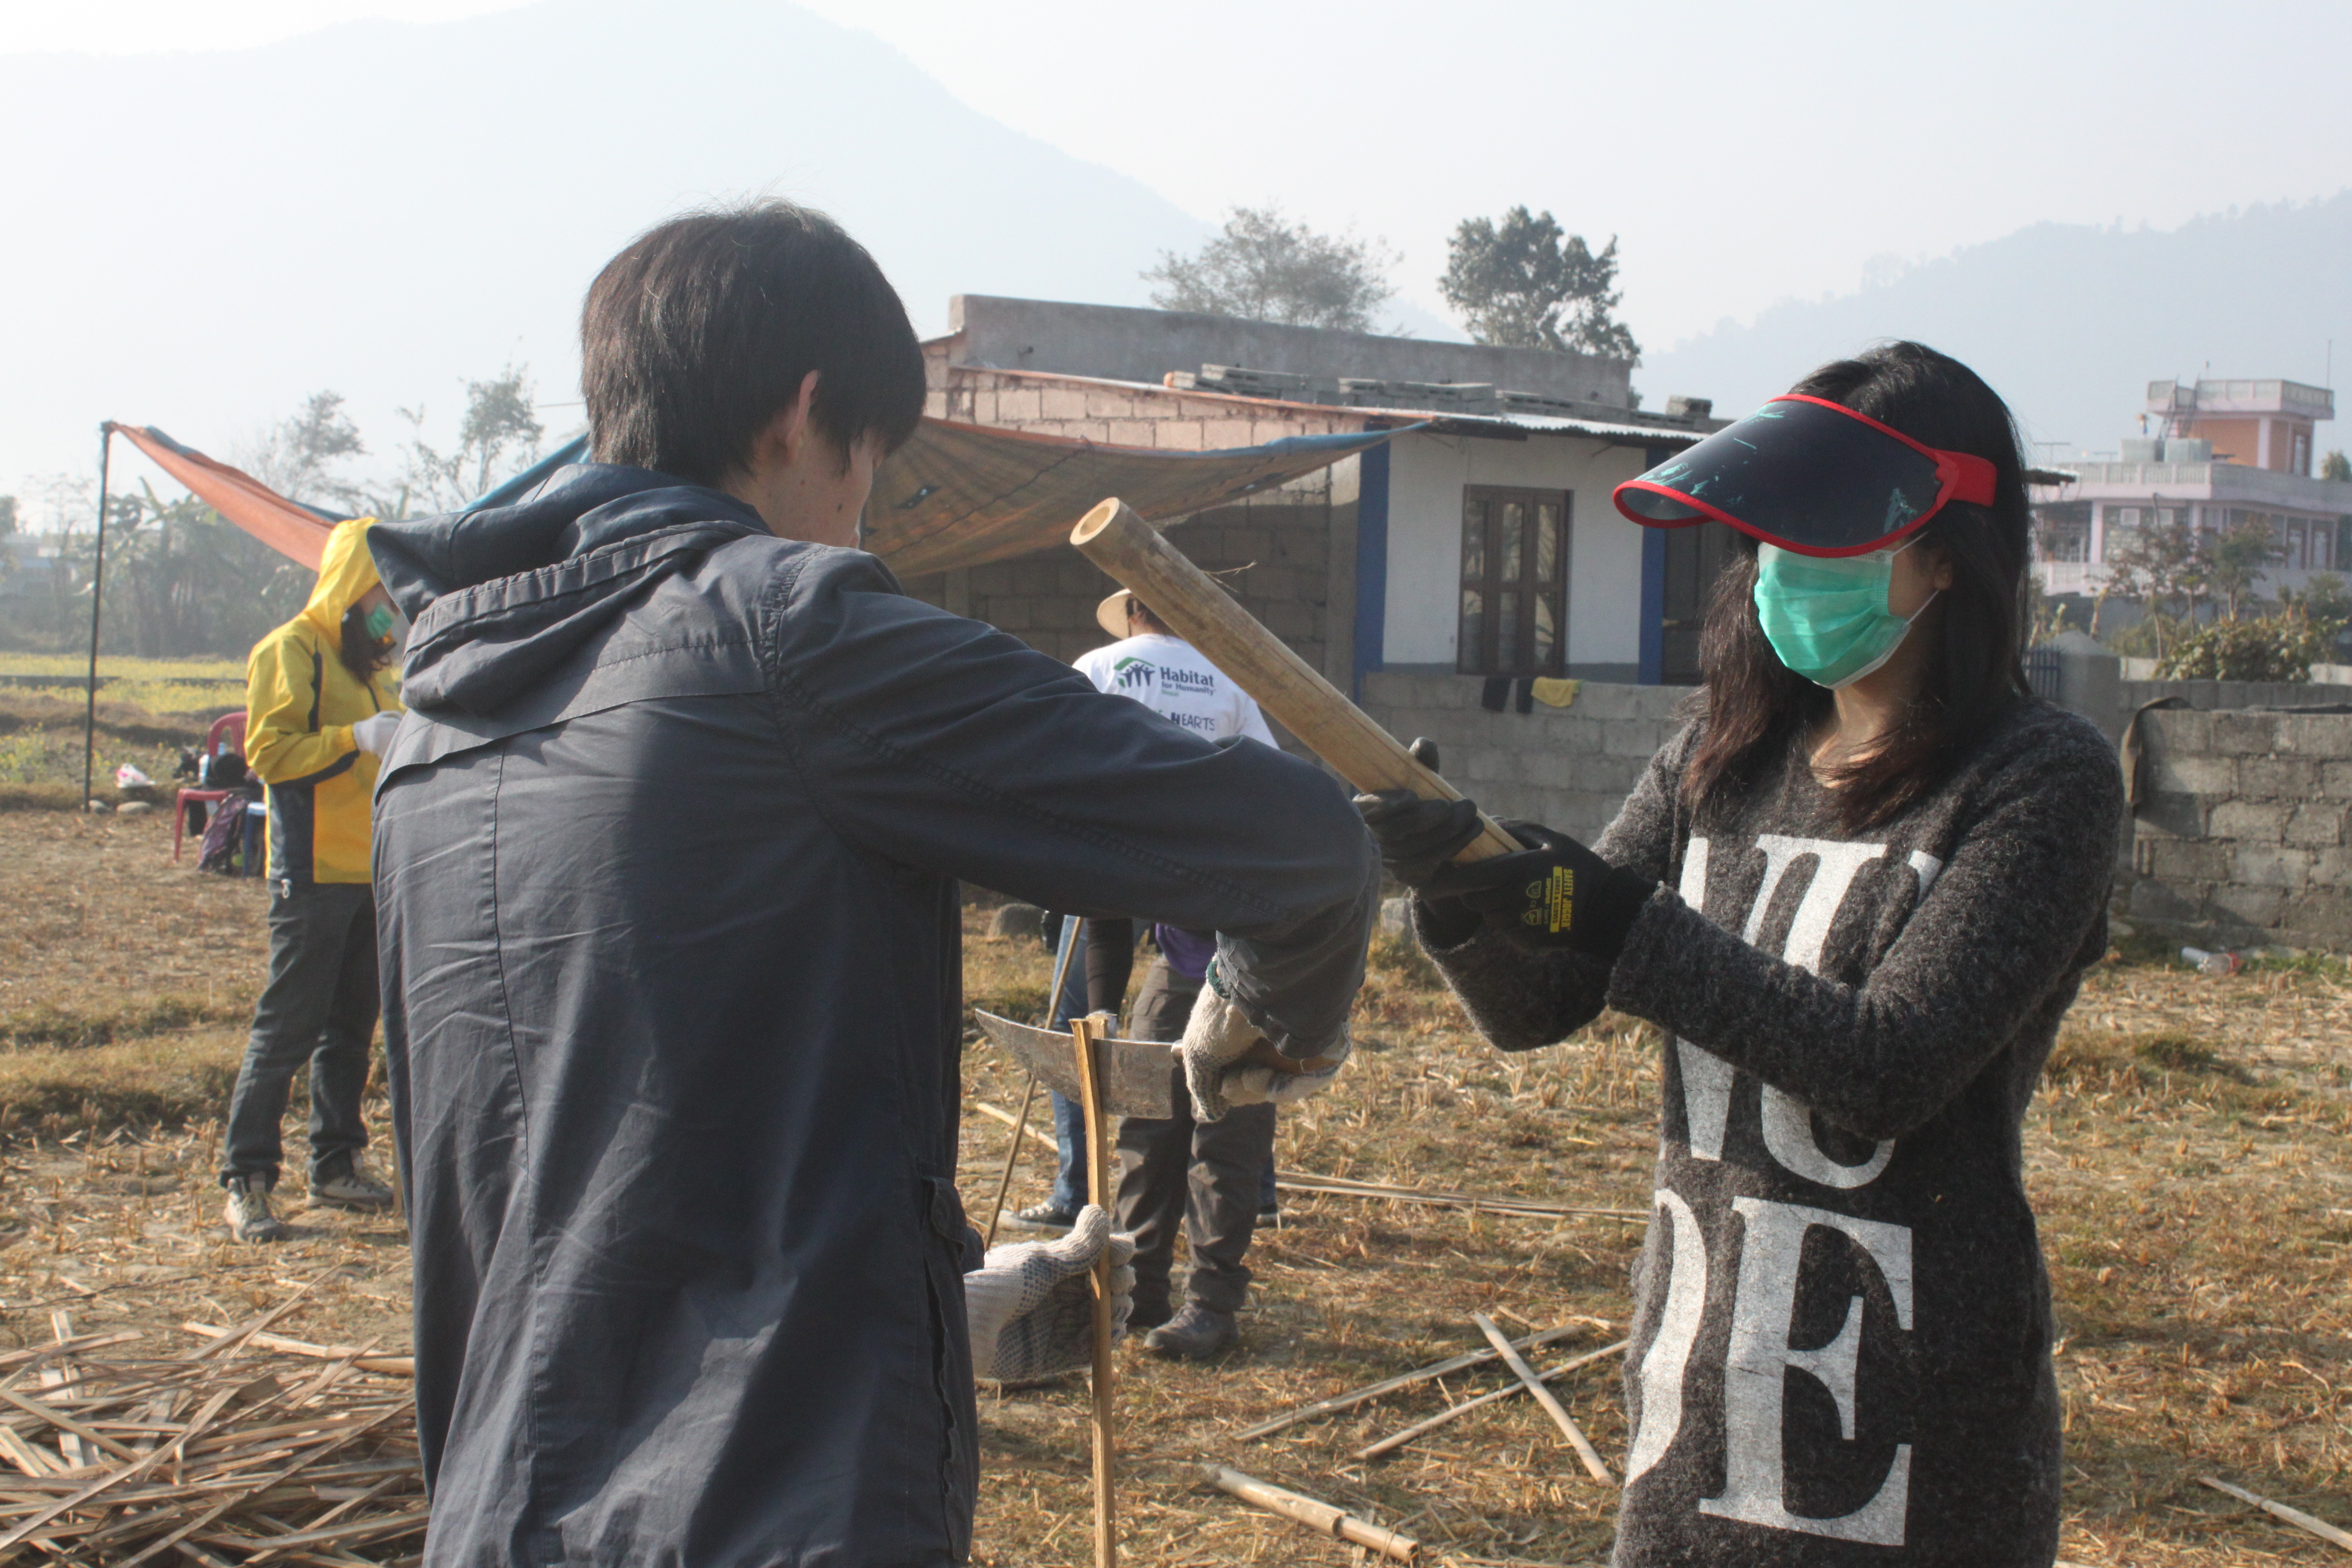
[1070,1016,1117,1568]
[1072,498,1517,863]
[1206,1466,1421,1563]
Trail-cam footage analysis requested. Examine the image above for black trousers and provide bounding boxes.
[220,881,379,1186]
[1113,962,1275,1316]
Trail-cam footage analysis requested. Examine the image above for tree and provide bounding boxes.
[1144,206,1395,332]
[2102,514,2206,658]
[2321,449,2351,482]
[1439,206,1638,359]
[2202,514,2282,620]
[242,391,369,514]
[392,366,546,515]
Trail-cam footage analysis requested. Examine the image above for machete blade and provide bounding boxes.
[972,1009,1177,1120]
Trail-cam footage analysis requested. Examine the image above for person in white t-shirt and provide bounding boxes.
[1070,595,1277,750]
[1005,588,1286,1359]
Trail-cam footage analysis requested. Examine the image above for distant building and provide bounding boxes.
[2031,377,2351,599]
[903,294,1728,694]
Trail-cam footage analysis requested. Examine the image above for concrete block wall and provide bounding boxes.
[2119,708,2352,951]
[1360,673,1695,843]
[925,362,1372,451]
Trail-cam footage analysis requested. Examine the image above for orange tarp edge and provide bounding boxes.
[106,423,340,571]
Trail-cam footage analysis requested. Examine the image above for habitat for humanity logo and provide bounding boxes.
[1111,657,1157,694]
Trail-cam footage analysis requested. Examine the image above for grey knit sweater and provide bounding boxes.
[1419,697,2122,1568]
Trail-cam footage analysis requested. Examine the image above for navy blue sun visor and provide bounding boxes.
[1613,394,1998,557]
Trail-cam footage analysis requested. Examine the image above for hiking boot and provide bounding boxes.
[223,1176,290,1243]
[1002,1201,1075,1234]
[310,1159,394,1212]
[1144,1303,1237,1361]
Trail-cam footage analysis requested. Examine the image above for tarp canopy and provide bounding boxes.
[106,422,344,570]
[863,419,1399,576]
[108,417,1401,579]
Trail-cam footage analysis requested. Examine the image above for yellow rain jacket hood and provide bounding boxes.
[245,518,404,884]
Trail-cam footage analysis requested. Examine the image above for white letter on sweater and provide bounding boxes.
[1624,1187,1708,1483]
[1702,1197,1914,1543]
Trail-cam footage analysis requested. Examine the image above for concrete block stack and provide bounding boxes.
[1360,674,1693,843]
[2120,708,2352,951]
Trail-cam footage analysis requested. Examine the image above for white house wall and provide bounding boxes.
[1382,430,1654,672]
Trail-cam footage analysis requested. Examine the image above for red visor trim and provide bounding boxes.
[1612,394,2001,556]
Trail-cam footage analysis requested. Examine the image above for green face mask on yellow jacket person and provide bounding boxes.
[244,518,405,885]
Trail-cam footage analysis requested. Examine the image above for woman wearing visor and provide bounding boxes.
[1360,342,2119,1567]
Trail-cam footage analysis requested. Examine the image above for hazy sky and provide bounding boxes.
[9,0,2350,350]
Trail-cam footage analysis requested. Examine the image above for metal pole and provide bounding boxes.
[81,425,114,809]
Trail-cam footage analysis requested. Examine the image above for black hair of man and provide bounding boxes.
[582,199,928,487]
[1127,596,1174,637]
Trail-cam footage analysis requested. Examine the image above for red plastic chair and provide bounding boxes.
[173,711,249,863]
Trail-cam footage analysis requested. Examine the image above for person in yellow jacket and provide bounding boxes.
[221,518,406,1243]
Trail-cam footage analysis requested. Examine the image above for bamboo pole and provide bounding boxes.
[2199,1475,2352,1551]
[1070,498,1515,862]
[1069,1014,1116,1568]
[81,425,114,809]
[1233,1325,1582,1442]
[1472,1314,1613,1483]
[1205,1466,1420,1563]
[1355,1340,1627,1462]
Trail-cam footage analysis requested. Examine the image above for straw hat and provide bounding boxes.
[1095,566,1247,638]
[1095,589,1147,639]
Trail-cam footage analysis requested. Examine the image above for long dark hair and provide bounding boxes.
[1681,341,2032,832]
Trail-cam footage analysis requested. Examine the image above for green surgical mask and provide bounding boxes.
[364,604,398,642]
[1753,540,1934,689]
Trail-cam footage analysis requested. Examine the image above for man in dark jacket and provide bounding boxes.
[368,201,1377,1567]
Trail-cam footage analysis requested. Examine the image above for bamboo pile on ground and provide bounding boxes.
[0,1298,425,1567]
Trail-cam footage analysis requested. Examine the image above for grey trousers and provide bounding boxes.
[1114,962,1275,1316]
[221,881,379,1186]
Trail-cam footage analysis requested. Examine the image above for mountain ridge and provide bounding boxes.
[1639,193,2352,453]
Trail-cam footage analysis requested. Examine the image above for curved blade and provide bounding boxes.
[972,1010,1176,1120]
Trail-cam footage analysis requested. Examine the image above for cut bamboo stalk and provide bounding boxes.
[980,1072,1040,1251]
[1233,1325,1581,1441]
[972,1100,1059,1153]
[1273,1174,1645,1222]
[0,1387,146,1464]
[1070,1013,1116,1568]
[1472,1314,1613,1483]
[2199,1474,2352,1551]
[176,1327,413,1379]
[1355,1340,1628,1462]
[1071,498,1515,861]
[1205,1466,1419,1563]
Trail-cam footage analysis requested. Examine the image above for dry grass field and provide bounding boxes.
[0,803,2346,1566]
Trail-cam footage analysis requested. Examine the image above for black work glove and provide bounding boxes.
[1354,789,1483,889]
[1421,820,1657,962]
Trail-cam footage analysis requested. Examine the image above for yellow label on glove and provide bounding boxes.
[1521,866,1575,933]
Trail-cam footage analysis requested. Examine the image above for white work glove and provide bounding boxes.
[1177,967,1352,1122]
[1220,1034,1353,1109]
[350,712,402,756]
[963,1205,1135,1383]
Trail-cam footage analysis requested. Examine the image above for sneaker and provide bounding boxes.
[1257,1201,1281,1227]
[1002,1201,1076,1233]
[223,1176,290,1243]
[310,1160,394,1212]
[1144,1302,1237,1361]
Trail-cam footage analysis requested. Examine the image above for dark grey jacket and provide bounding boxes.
[367,466,1375,1568]
[1421,699,2121,1568]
